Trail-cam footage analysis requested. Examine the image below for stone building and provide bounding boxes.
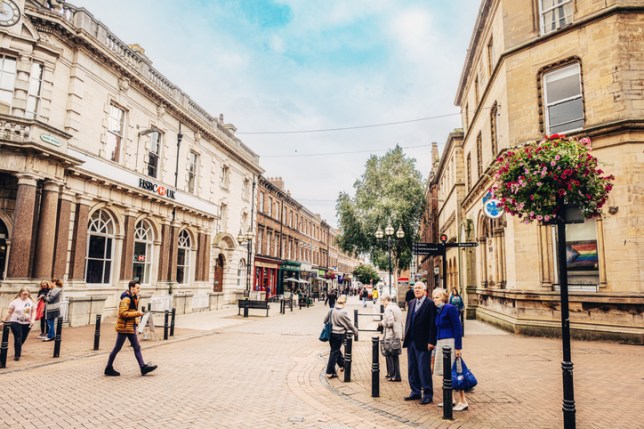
[0,1,262,323]
[425,0,643,342]
[254,177,360,298]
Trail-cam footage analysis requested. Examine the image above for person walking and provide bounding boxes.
[323,295,358,379]
[432,287,468,411]
[379,293,404,382]
[360,286,368,308]
[36,280,49,338]
[325,289,337,308]
[404,284,415,305]
[402,281,437,405]
[449,288,465,325]
[42,279,63,342]
[104,280,158,376]
[1,288,36,361]
[372,287,379,304]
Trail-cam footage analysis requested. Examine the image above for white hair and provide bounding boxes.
[380,293,392,302]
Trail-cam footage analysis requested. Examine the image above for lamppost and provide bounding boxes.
[237,228,254,297]
[375,222,404,296]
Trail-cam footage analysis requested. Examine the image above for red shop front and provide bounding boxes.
[254,257,281,297]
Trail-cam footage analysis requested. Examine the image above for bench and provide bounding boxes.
[237,299,270,317]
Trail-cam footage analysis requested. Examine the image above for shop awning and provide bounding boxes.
[283,277,309,284]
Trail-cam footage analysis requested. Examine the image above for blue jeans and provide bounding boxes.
[46,318,56,340]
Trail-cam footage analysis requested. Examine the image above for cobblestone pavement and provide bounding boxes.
[0,296,642,428]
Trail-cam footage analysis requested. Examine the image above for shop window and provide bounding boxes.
[133,220,154,285]
[146,131,162,178]
[0,56,16,109]
[539,0,573,35]
[543,63,584,134]
[176,229,191,284]
[85,210,115,284]
[106,103,125,162]
[25,63,44,119]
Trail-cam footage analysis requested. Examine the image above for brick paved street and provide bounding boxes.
[0,296,642,428]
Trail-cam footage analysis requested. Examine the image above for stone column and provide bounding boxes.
[7,174,39,279]
[69,195,92,281]
[33,181,61,279]
[157,220,171,282]
[52,190,74,279]
[202,232,211,283]
[120,210,136,281]
[195,232,204,281]
[168,221,180,282]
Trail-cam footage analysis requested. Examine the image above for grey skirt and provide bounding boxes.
[433,338,456,377]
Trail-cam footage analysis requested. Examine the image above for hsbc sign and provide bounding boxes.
[138,178,176,199]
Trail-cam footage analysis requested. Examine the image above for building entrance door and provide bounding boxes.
[213,254,225,292]
[0,220,7,280]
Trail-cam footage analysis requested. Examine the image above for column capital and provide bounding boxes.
[125,209,139,218]
[15,173,41,187]
[75,194,93,206]
[42,180,63,193]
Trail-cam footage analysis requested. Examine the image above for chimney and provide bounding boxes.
[268,177,285,190]
[431,142,440,168]
[219,114,224,123]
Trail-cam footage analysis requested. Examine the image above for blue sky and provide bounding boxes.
[71,0,480,227]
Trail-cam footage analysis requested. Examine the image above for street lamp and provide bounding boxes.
[375,222,404,296]
[237,228,254,297]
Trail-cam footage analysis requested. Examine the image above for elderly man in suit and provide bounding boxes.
[402,281,437,405]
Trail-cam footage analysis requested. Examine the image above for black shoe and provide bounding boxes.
[141,363,158,375]
[420,397,433,405]
[14,356,20,361]
[404,395,421,401]
[104,366,120,376]
[389,378,402,382]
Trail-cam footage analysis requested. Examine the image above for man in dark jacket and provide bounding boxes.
[402,281,437,405]
[404,285,415,304]
[325,289,337,308]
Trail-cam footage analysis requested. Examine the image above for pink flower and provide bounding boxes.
[537,215,543,221]
[544,215,551,221]
[555,155,560,160]
[550,161,556,166]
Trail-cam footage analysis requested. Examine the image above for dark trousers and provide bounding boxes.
[407,342,433,399]
[10,323,31,358]
[40,317,47,335]
[385,353,401,380]
[107,332,145,368]
[326,333,345,375]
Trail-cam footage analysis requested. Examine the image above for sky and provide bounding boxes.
[70,0,480,228]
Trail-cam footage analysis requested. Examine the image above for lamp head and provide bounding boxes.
[385,224,394,236]
[396,227,404,239]
[237,229,245,244]
[375,227,384,239]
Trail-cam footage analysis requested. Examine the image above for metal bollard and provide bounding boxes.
[243,300,249,318]
[163,310,169,340]
[0,322,10,368]
[442,346,453,420]
[93,314,102,351]
[371,336,380,397]
[354,309,359,330]
[53,317,63,358]
[380,304,384,314]
[344,331,353,382]
[170,308,176,336]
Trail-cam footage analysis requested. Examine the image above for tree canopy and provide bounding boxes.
[336,145,426,275]
[352,264,380,285]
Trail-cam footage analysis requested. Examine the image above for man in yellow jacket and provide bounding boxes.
[104,280,158,376]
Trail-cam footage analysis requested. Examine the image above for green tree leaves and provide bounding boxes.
[352,264,380,285]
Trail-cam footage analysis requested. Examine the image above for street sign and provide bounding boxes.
[412,242,445,255]
[445,242,479,248]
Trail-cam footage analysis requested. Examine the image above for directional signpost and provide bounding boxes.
[412,236,478,289]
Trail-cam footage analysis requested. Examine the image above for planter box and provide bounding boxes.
[67,295,108,327]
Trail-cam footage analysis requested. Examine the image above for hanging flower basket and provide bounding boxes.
[490,134,614,224]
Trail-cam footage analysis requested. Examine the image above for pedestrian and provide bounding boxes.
[379,293,404,382]
[402,281,437,405]
[432,287,468,411]
[449,288,465,322]
[265,285,271,302]
[42,278,63,342]
[0,288,36,361]
[360,286,368,307]
[104,280,158,376]
[323,295,358,379]
[36,280,49,338]
[325,288,337,308]
[405,284,415,305]
[372,287,379,304]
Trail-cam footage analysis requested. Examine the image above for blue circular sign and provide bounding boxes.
[484,199,503,219]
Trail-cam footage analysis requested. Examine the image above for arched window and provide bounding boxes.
[86,209,115,284]
[176,229,191,284]
[133,220,154,285]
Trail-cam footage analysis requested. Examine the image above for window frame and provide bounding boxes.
[187,150,199,194]
[0,55,17,110]
[146,130,162,178]
[539,0,573,35]
[25,62,44,120]
[176,229,191,285]
[133,220,154,285]
[85,209,115,285]
[543,62,584,134]
[105,103,125,163]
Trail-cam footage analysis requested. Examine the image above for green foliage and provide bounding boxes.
[336,145,426,272]
[352,264,380,285]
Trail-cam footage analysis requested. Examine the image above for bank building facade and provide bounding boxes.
[0,0,262,324]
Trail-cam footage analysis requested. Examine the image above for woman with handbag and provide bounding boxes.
[431,287,468,411]
[323,295,358,379]
[378,293,404,382]
[36,280,49,338]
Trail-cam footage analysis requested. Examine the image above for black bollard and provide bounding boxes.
[371,336,380,398]
[163,310,169,340]
[53,317,63,358]
[0,322,10,368]
[442,346,453,420]
[170,308,176,336]
[354,309,359,330]
[243,299,249,318]
[93,314,102,351]
[344,332,353,382]
[380,304,384,314]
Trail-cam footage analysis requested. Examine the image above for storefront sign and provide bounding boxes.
[483,198,503,219]
[255,260,280,269]
[281,262,300,271]
[40,133,62,147]
[138,178,176,199]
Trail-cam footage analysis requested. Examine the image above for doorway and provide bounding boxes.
[213,253,225,292]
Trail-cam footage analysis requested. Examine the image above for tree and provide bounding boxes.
[352,264,380,285]
[337,145,426,277]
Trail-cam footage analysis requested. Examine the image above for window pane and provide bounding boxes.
[88,235,106,258]
[133,263,145,283]
[177,248,186,265]
[546,74,580,101]
[177,266,184,284]
[548,98,583,132]
[86,260,104,284]
[134,241,147,261]
[103,261,111,284]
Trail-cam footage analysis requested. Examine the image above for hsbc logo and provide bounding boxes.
[138,178,176,199]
